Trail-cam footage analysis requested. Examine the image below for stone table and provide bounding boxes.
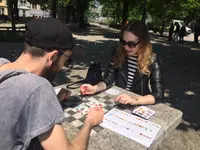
[55,85,182,150]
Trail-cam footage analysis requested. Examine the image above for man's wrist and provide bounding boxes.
[84,120,94,129]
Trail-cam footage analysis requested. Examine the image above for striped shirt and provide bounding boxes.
[126,56,138,91]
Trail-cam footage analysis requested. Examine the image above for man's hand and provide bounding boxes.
[84,107,104,128]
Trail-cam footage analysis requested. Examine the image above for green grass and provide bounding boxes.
[0,31,24,42]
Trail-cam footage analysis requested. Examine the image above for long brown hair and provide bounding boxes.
[112,21,153,75]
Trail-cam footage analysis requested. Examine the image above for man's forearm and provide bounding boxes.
[94,82,107,93]
[70,123,93,150]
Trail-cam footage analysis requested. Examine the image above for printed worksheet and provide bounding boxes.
[100,108,161,147]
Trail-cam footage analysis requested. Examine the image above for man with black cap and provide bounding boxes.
[0,18,104,150]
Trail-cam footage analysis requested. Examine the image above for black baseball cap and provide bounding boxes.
[25,18,74,51]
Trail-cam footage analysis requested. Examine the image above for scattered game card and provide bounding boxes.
[87,101,104,108]
[86,97,104,108]
[72,104,90,115]
[133,106,156,120]
[105,88,121,96]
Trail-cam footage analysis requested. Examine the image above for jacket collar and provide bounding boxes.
[118,57,144,85]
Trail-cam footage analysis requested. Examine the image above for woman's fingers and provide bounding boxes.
[115,94,125,102]
[80,85,88,94]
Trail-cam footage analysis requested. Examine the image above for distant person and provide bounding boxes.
[80,21,164,106]
[0,18,104,150]
[194,24,200,43]
[179,24,186,44]
[168,23,174,41]
[173,22,180,42]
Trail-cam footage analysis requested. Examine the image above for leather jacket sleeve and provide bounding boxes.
[150,55,164,102]
[103,63,117,88]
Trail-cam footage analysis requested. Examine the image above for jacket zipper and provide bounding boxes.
[141,77,144,95]
[118,67,127,84]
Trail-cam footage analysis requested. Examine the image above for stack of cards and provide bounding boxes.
[133,106,156,120]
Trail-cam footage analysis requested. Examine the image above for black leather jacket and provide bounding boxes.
[103,54,164,102]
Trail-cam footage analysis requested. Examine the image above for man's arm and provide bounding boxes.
[39,107,104,150]
[39,123,92,150]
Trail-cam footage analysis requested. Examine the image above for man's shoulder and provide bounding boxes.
[0,58,10,66]
[17,73,51,89]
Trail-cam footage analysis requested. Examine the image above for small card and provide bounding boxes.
[72,104,90,115]
[87,101,104,108]
[105,88,121,96]
[86,97,104,108]
[133,106,156,120]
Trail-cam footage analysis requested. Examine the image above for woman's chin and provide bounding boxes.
[127,51,136,56]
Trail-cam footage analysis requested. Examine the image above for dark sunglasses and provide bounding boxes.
[120,38,140,48]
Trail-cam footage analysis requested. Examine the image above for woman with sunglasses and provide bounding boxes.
[80,20,164,106]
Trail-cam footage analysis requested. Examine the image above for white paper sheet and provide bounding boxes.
[100,108,161,147]
[55,88,62,95]
[105,88,121,96]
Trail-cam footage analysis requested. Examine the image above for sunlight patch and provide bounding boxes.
[185,90,195,95]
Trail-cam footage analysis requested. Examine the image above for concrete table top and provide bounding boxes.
[55,85,183,150]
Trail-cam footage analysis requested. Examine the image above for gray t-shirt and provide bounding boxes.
[0,58,65,150]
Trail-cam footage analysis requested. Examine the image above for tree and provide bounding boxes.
[141,0,147,23]
[51,0,57,18]
[99,0,123,24]
[148,0,184,36]
[7,0,18,31]
[122,0,129,25]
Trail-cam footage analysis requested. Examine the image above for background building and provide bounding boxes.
[0,0,50,18]
[0,0,7,15]
[18,0,30,17]
[29,4,50,18]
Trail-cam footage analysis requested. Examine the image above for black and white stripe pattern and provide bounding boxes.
[126,56,138,91]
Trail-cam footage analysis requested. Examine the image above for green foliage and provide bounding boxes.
[24,0,200,27]
[181,0,200,22]
[99,0,123,23]
[0,32,24,42]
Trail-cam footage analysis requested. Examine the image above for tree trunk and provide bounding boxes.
[7,0,12,20]
[7,0,16,31]
[122,0,129,25]
[160,8,167,36]
[51,0,57,18]
[79,0,85,28]
[13,0,19,20]
[141,0,147,23]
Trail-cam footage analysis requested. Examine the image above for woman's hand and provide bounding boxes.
[115,94,138,105]
[80,84,97,95]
